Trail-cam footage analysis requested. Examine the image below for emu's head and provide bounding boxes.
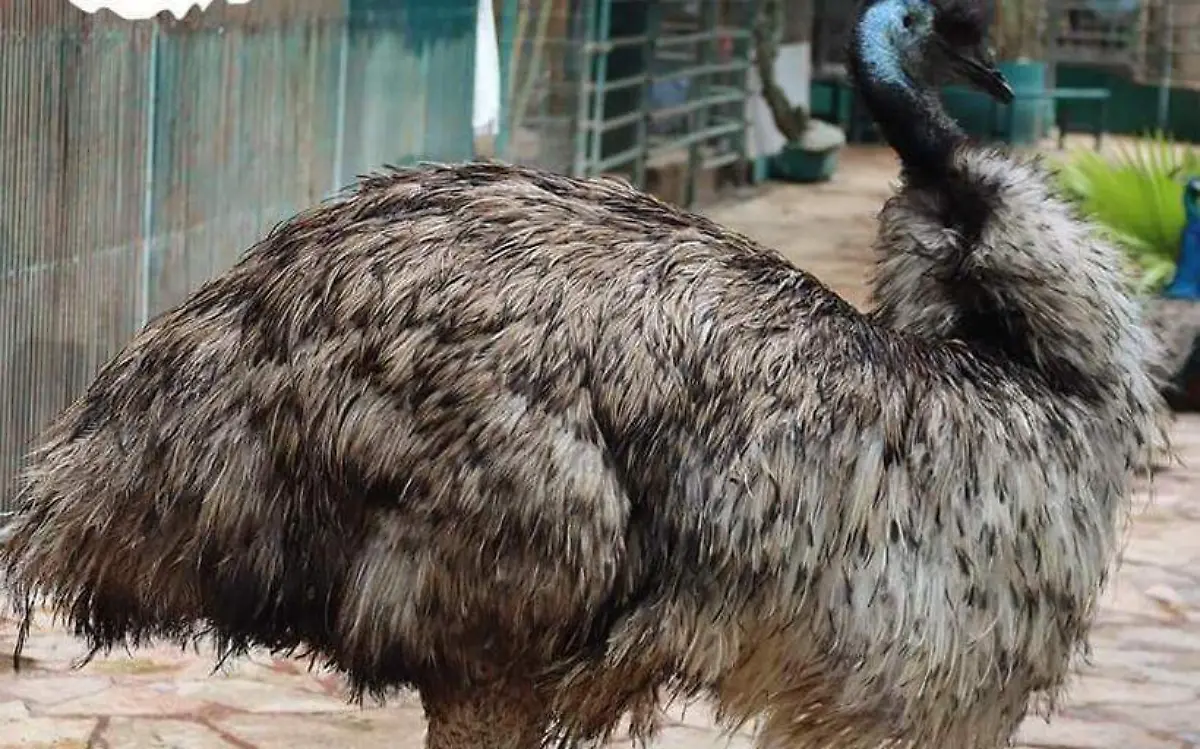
[853,0,1013,103]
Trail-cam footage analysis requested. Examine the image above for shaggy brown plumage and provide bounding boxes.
[0,0,1166,747]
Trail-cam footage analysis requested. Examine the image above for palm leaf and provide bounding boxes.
[1051,133,1199,293]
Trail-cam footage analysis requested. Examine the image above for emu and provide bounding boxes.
[1,0,1164,747]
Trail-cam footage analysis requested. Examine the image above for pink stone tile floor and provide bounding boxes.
[3,145,1199,747]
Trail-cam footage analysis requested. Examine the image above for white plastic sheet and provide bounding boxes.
[474,0,500,137]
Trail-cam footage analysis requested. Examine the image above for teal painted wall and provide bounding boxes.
[144,0,479,314]
[810,63,1200,145]
[1055,65,1200,142]
[942,61,1050,146]
[346,0,478,174]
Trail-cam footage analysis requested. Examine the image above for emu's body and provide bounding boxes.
[2,154,1161,748]
[1,1,1164,747]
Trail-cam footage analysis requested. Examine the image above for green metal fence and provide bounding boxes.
[497,0,758,206]
[0,0,479,516]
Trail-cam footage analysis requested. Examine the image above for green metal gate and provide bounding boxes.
[498,0,759,207]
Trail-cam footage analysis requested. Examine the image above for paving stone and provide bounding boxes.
[1084,644,1200,690]
[0,631,90,674]
[621,723,757,748]
[38,683,210,717]
[97,717,236,749]
[1109,624,1200,654]
[1015,714,1183,749]
[1062,674,1196,708]
[84,654,192,677]
[0,700,30,720]
[1099,702,1200,741]
[1096,575,1184,623]
[0,675,113,707]
[216,708,429,748]
[174,677,357,713]
[0,716,97,749]
[180,656,356,702]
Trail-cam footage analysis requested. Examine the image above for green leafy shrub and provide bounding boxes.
[1052,133,1200,294]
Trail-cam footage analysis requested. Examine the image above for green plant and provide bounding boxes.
[1053,133,1200,294]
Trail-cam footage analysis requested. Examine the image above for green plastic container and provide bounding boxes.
[769,120,847,183]
[770,145,841,183]
[941,60,1049,146]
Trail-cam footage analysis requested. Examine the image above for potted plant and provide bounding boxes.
[753,0,845,183]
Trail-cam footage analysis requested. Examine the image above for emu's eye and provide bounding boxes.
[902,13,915,28]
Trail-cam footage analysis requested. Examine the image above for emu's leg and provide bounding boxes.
[421,679,549,749]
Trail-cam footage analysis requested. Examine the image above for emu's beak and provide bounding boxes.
[943,41,1014,104]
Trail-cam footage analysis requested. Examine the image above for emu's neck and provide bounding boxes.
[852,37,967,180]
[870,149,1161,402]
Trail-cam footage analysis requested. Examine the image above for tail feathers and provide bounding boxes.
[0,409,360,678]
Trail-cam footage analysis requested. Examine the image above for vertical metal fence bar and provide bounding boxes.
[634,0,661,189]
[586,0,613,176]
[333,18,350,194]
[1159,0,1175,130]
[685,0,718,207]
[736,0,760,186]
[139,21,160,329]
[496,0,521,159]
[572,0,597,176]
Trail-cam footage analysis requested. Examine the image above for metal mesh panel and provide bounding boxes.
[1043,0,1200,105]
[495,0,587,173]
[1046,0,1144,69]
[1137,0,1200,89]
[144,1,345,314]
[496,0,757,205]
[645,0,757,178]
[0,5,150,518]
[815,1,1048,70]
[0,0,479,516]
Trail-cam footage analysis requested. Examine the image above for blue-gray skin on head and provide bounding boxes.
[858,0,938,89]
[856,0,1007,98]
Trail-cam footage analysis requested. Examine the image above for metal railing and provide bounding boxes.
[496,0,758,206]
